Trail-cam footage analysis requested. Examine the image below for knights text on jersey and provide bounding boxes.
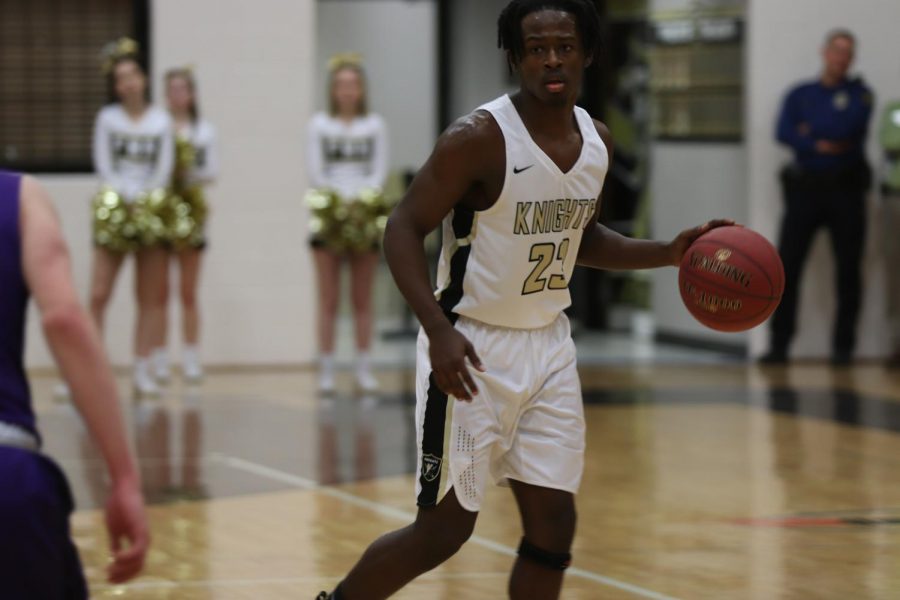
[434,95,609,330]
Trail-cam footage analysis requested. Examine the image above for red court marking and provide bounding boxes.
[731,517,846,528]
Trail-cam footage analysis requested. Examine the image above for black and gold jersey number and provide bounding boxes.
[522,238,570,295]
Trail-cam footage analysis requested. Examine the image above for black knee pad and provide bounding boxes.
[517,537,572,571]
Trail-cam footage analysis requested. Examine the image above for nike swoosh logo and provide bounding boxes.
[513,165,534,174]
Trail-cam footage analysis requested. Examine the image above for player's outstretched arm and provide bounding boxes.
[384,114,500,400]
[576,120,734,270]
[19,176,149,583]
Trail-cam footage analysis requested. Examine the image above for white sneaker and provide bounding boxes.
[52,382,71,402]
[355,352,378,392]
[183,361,204,383]
[318,354,336,394]
[182,346,204,383]
[134,375,160,397]
[152,348,171,384]
[134,359,160,398]
[318,369,336,394]
[355,368,379,392]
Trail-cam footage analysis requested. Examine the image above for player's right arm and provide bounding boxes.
[19,176,149,583]
[383,113,501,401]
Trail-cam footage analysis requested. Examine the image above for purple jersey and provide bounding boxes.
[0,172,35,437]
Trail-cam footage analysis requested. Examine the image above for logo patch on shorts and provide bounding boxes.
[421,454,442,482]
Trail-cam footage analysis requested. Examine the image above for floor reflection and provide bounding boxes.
[584,381,900,433]
[36,370,900,515]
[131,395,208,504]
[314,391,418,485]
[41,387,418,510]
[25,366,900,598]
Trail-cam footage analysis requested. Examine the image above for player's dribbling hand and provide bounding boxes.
[105,479,150,583]
[667,219,736,265]
[428,322,486,402]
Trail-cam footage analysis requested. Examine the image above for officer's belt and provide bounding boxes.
[0,421,39,452]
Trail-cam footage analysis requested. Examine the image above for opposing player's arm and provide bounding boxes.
[384,112,502,400]
[19,176,149,583]
[577,120,733,270]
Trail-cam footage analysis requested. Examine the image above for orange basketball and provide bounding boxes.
[678,226,784,332]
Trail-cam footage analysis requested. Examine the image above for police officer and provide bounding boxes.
[762,29,873,365]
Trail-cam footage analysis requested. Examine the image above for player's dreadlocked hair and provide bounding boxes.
[497,0,602,68]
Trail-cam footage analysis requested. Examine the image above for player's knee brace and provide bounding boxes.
[517,537,572,571]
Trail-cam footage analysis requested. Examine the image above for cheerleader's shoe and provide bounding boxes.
[355,368,379,393]
[134,376,161,398]
[318,370,336,394]
[182,347,204,383]
[53,382,71,402]
[134,360,161,398]
[183,358,204,383]
[318,355,336,394]
[152,349,171,384]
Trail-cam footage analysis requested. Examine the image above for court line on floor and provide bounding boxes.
[94,571,511,591]
[211,452,680,600]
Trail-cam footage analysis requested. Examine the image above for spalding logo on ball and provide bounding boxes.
[678,225,784,332]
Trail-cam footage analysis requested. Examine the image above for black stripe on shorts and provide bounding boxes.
[416,372,450,506]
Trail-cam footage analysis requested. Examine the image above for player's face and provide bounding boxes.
[114,60,146,105]
[166,75,194,114]
[515,10,589,106]
[332,68,364,116]
[822,36,854,81]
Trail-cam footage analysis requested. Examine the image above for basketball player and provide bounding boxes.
[318,1,730,598]
[0,173,149,597]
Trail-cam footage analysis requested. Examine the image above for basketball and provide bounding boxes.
[678,226,784,332]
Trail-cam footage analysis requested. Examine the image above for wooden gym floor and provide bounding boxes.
[29,363,900,599]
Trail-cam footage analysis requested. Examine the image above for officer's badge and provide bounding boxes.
[833,91,850,111]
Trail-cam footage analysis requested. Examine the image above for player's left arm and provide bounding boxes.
[576,119,733,270]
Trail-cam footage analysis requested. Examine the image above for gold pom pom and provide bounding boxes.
[92,188,139,253]
[168,136,209,249]
[305,187,394,253]
[167,186,208,250]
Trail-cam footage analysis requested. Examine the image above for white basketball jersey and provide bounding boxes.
[434,94,609,329]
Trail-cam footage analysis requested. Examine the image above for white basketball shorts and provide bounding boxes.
[414,313,585,512]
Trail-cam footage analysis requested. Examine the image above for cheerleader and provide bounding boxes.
[306,54,390,392]
[91,38,174,396]
[151,68,218,382]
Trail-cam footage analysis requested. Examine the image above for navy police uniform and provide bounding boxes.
[768,77,874,361]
